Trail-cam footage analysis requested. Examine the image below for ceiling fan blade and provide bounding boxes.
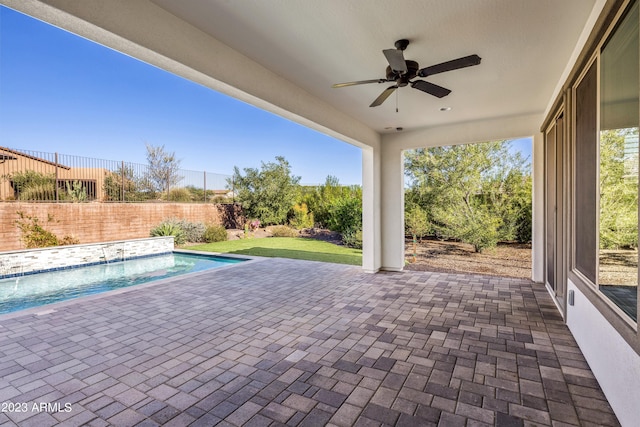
[370,86,398,107]
[418,54,481,77]
[383,49,408,73]
[411,80,451,98]
[332,79,387,88]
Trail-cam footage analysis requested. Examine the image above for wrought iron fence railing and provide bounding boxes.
[0,146,233,203]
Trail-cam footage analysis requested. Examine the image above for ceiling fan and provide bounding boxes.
[332,39,481,107]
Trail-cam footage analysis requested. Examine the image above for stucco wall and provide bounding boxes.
[566,280,640,427]
[0,202,243,251]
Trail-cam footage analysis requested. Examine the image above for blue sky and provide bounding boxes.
[0,6,531,185]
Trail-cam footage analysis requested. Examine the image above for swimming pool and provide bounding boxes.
[0,252,245,315]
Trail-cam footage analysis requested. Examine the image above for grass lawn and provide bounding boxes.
[189,237,362,266]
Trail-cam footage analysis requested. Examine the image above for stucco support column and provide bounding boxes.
[380,143,405,271]
[531,131,544,282]
[362,146,381,273]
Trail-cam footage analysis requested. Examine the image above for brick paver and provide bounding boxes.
[0,257,620,426]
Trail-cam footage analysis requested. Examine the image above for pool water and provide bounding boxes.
[0,252,244,315]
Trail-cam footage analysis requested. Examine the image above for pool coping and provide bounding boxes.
[0,250,266,321]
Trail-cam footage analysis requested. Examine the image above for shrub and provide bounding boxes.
[328,196,362,234]
[166,188,193,202]
[150,222,186,246]
[342,229,363,249]
[10,170,56,201]
[300,176,362,228]
[270,225,299,237]
[515,205,532,243]
[230,156,300,225]
[212,195,232,203]
[289,203,314,229]
[15,211,78,248]
[150,218,207,244]
[433,207,501,252]
[18,182,56,201]
[59,235,80,245]
[174,219,206,242]
[203,224,228,242]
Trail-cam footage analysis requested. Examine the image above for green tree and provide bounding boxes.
[228,156,301,225]
[328,195,362,235]
[600,129,638,249]
[405,141,531,252]
[405,204,430,262]
[144,144,183,197]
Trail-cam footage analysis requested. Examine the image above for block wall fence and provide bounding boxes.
[0,202,244,252]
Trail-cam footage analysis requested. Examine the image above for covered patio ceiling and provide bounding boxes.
[151,0,599,136]
[4,0,603,148]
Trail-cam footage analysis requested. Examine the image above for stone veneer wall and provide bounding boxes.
[0,202,244,251]
[0,237,174,278]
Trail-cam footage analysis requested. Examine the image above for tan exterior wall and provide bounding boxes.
[0,202,242,251]
[0,148,108,201]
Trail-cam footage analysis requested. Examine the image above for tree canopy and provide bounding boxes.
[599,128,638,249]
[229,156,301,225]
[405,141,531,252]
[144,143,183,196]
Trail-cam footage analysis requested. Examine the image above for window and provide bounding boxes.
[598,0,639,322]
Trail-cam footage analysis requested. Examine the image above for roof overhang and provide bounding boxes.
[2,0,607,149]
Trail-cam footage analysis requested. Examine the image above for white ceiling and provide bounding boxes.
[151,0,598,134]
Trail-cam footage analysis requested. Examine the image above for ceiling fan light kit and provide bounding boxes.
[332,39,481,108]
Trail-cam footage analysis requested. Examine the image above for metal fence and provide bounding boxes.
[0,146,233,203]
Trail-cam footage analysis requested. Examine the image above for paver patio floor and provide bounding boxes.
[0,257,619,426]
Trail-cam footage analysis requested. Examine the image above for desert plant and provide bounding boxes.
[15,211,78,248]
[65,180,88,202]
[270,225,299,237]
[166,187,193,202]
[177,219,206,242]
[9,170,56,201]
[150,222,186,246]
[150,218,206,244]
[17,183,56,201]
[289,203,314,229]
[203,224,228,242]
[59,235,81,245]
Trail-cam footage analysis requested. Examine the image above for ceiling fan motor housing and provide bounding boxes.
[386,60,419,86]
[394,39,410,51]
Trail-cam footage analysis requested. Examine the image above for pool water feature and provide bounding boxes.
[0,252,244,315]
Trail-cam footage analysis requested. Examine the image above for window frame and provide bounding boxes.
[567,0,640,351]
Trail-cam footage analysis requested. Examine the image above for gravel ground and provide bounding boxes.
[404,237,532,279]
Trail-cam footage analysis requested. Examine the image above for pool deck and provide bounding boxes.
[0,257,619,426]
